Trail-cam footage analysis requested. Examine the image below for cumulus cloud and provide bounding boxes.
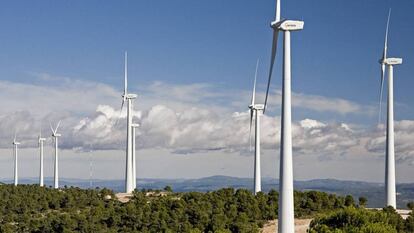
[294,119,358,158]
[0,73,413,165]
[72,105,362,159]
[366,120,414,164]
[73,104,252,153]
[0,75,118,116]
[0,73,119,148]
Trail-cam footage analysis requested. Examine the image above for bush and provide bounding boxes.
[406,211,414,232]
[344,195,355,207]
[309,207,411,232]
[359,196,368,207]
[360,222,397,233]
[407,202,414,210]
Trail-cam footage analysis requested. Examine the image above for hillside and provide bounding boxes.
[0,185,357,232]
[2,176,413,208]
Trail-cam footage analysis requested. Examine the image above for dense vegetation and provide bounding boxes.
[0,184,352,233]
[0,185,412,232]
[309,206,414,233]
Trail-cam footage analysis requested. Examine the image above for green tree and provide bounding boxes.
[358,196,368,207]
[407,201,414,210]
[360,222,397,233]
[344,195,355,207]
[163,186,173,192]
[0,184,371,233]
[406,211,414,232]
[309,206,411,232]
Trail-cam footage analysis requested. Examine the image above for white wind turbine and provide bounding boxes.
[38,130,46,187]
[131,123,139,190]
[50,121,62,189]
[263,0,304,231]
[248,60,264,195]
[119,51,137,194]
[378,10,402,209]
[12,133,21,186]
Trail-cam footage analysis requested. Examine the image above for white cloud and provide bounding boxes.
[72,105,362,160]
[300,119,326,129]
[252,89,374,116]
[292,92,373,115]
[0,75,118,116]
[0,74,412,166]
[145,81,227,104]
[366,120,414,164]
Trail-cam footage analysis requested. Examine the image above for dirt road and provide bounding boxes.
[261,219,312,233]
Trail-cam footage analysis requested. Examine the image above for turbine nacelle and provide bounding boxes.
[254,104,265,110]
[123,93,137,99]
[270,20,280,28]
[249,104,265,111]
[50,121,62,137]
[38,137,46,144]
[12,141,20,145]
[384,58,403,66]
[272,19,304,31]
[131,123,140,128]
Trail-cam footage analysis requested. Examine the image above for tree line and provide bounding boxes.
[0,184,412,232]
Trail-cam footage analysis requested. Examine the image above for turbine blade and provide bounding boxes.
[378,64,385,125]
[112,100,125,127]
[378,9,391,126]
[55,120,61,133]
[120,99,125,116]
[251,59,259,106]
[124,51,128,96]
[120,99,125,117]
[264,30,279,113]
[383,9,391,61]
[249,109,253,151]
[275,0,281,22]
[50,123,55,135]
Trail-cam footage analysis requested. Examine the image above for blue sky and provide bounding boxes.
[0,0,413,182]
[0,0,413,110]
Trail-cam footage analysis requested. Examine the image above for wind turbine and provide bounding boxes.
[89,145,94,189]
[378,10,402,209]
[120,51,137,194]
[131,123,139,190]
[50,121,62,189]
[249,60,264,195]
[263,0,304,231]
[12,133,20,186]
[38,130,46,187]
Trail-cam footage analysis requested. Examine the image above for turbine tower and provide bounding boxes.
[131,123,139,190]
[50,121,62,189]
[120,51,137,194]
[12,134,20,186]
[38,130,46,187]
[378,10,402,208]
[248,60,264,195]
[264,0,304,231]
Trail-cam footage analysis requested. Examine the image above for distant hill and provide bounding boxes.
[2,176,413,208]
